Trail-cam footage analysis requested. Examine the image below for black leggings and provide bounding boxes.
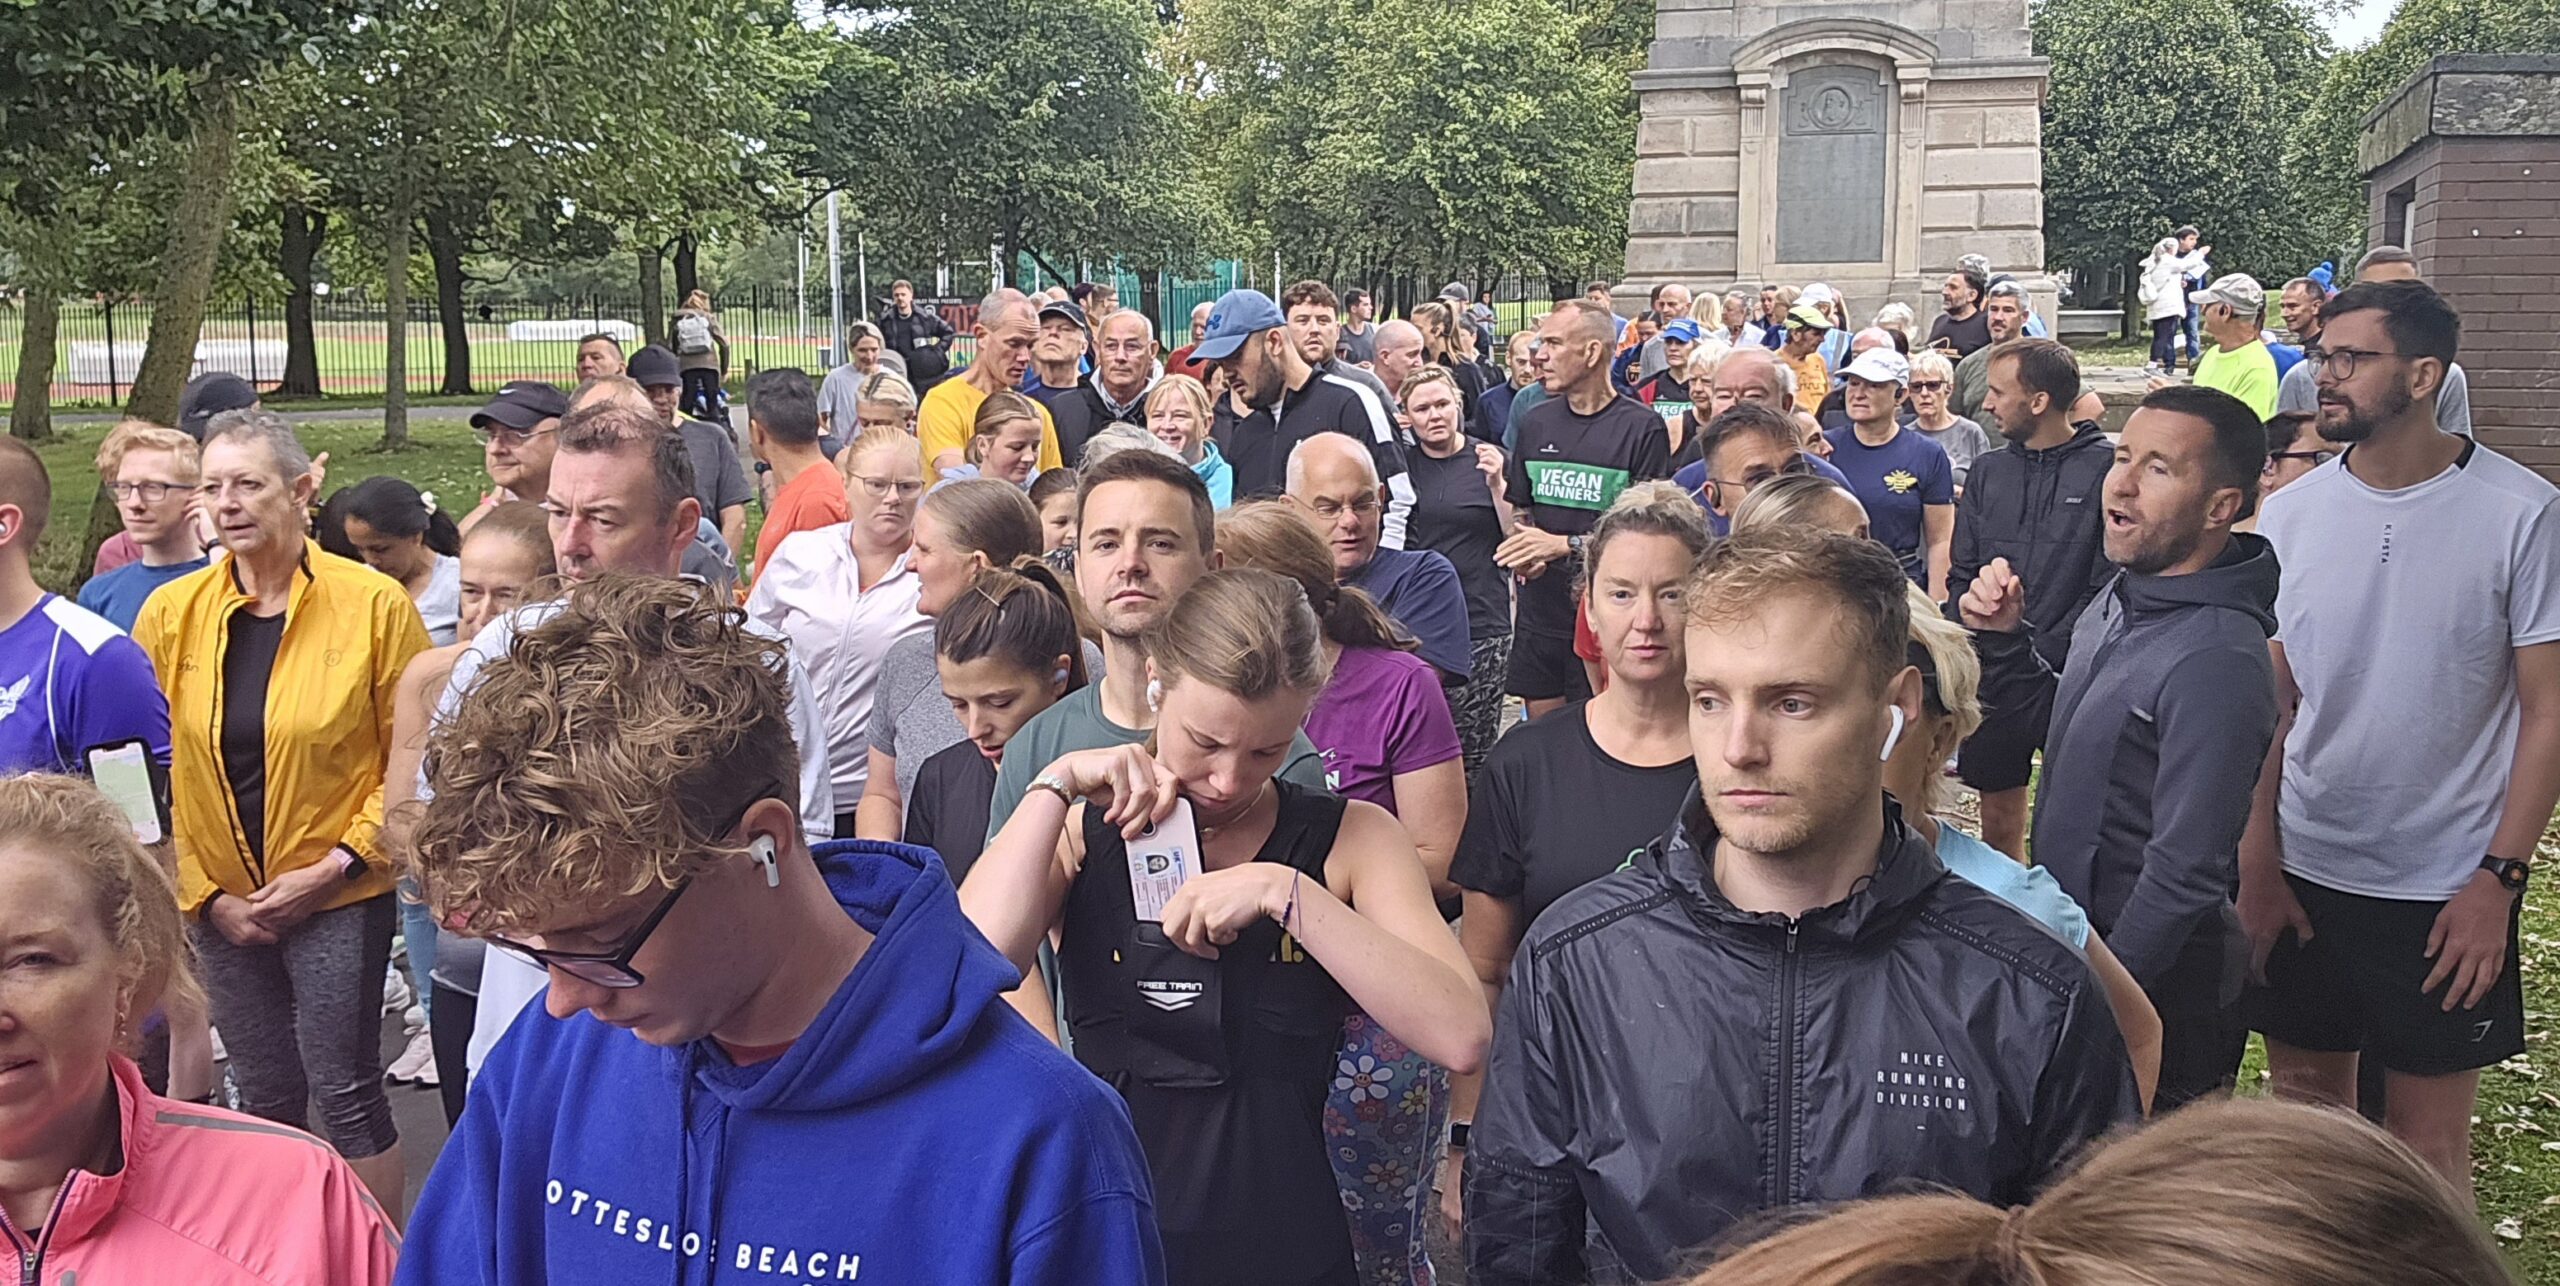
[432,982,479,1125]
[2150,317,2181,368]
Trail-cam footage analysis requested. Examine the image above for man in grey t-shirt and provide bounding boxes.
[2241,280,2560,1204]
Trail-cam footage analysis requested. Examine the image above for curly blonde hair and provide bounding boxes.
[409,575,800,934]
[0,774,201,1050]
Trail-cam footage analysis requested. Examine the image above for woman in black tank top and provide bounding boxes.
[959,569,1490,1286]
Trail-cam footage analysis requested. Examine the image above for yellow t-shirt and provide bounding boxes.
[1787,350,1830,414]
[2194,340,2279,421]
[917,377,1064,481]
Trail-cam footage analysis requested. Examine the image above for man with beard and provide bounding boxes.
[2273,247,2473,436]
[1947,338,2115,858]
[983,448,1327,841]
[1465,526,2137,1284]
[1962,383,2280,1110]
[2240,280,2558,1202]
[1196,288,1415,540]
[1951,280,2031,422]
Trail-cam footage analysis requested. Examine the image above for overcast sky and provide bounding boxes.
[2322,0,2397,46]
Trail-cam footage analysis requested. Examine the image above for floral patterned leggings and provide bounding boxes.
[1325,1010,1452,1286]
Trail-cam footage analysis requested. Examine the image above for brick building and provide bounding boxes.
[2361,54,2560,484]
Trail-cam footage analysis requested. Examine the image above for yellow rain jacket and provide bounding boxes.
[135,543,429,915]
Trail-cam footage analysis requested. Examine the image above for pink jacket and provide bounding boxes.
[0,1056,398,1285]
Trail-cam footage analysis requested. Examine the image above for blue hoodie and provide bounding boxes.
[399,840,1165,1286]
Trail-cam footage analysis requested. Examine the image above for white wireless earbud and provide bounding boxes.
[1146,678,1164,712]
[749,834,780,888]
[1053,667,1072,686]
[1880,706,1907,762]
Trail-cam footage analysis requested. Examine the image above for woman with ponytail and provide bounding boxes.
[902,561,1088,882]
[328,475,465,644]
[1688,1097,2512,1286]
[1213,502,1465,1286]
[963,567,1488,1286]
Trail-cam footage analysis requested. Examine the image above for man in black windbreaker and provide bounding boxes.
[1948,337,2116,858]
[1960,384,2279,1111]
[875,279,956,393]
[1464,526,2138,1286]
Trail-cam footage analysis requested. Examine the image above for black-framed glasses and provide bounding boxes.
[108,481,188,503]
[482,786,780,988]
[2265,449,2335,473]
[2305,347,2402,379]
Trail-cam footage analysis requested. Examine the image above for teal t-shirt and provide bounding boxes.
[984,683,1329,844]
[1933,823,2090,952]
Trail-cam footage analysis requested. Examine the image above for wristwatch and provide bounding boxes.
[1446,1121,1470,1152]
[1565,533,1587,559]
[333,847,370,882]
[2480,855,2531,893]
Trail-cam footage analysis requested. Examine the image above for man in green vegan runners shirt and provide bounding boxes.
[2186,274,2280,421]
[1496,299,1674,717]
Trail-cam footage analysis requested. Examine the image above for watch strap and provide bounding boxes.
[2480,855,2530,891]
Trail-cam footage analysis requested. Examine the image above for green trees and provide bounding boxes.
[1177,0,1636,302]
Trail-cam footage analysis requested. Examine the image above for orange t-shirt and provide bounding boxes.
[754,463,852,579]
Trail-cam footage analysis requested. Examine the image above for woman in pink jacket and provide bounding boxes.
[0,774,398,1285]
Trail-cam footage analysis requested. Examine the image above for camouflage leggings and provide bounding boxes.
[1449,634,1514,779]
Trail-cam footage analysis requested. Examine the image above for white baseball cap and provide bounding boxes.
[1841,348,1911,386]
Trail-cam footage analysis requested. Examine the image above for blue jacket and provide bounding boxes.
[400,840,1165,1286]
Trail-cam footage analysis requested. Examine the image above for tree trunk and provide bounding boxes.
[382,185,416,449]
[9,290,59,442]
[1137,268,1164,340]
[124,91,242,426]
[673,231,700,303]
[427,208,472,395]
[638,243,666,348]
[278,203,326,397]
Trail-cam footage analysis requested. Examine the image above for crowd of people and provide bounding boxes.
[0,247,2548,1286]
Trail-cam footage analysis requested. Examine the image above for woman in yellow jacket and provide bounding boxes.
[134,410,428,1215]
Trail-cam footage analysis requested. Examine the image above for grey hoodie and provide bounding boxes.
[1974,532,2280,985]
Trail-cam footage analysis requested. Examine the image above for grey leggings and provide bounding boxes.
[190,893,400,1158]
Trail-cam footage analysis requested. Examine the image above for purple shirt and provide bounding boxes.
[1302,645,1462,813]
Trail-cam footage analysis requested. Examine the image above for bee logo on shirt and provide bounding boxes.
[1883,469,1919,494]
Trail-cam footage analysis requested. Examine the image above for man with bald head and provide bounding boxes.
[1288,434,1472,680]
[1637,283,1695,382]
[918,287,1066,480]
[1498,299,1673,715]
[1050,308,1159,459]
[1374,319,1427,399]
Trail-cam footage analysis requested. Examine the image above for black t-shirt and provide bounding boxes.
[1505,393,1672,638]
[1928,309,1994,359]
[1451,702,1698,927]
[220,610,287,867]
[903,739,997,885]
[1408,448,1509,642]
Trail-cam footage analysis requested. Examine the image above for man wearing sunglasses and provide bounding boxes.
[1672,402,1850,536]
[432,395,836,1082]
[402,575,1163,1286]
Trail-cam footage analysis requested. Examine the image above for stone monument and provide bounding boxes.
[1619,0,2053,322]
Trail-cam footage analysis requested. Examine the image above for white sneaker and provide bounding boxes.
[385,1030,436,1085]
[382,967,414,1017]
[404,1004,427,1036]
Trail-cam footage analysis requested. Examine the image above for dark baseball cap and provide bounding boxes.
[471,380,569,432]
[1191,289,1286,363]
[1037,298,1089,330]
[626,344,683,389]
[177,371,260,441]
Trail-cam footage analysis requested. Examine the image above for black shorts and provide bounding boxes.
[2243,873,2526,1077]
[1505,629,1591,702]
[1956,691,2042,793]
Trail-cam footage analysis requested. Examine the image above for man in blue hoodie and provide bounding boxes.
[402,574,1164,1286]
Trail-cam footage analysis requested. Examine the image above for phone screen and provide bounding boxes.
[86,741,164,845]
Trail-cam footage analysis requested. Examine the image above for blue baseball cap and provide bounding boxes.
[1661,318,1703,344]
[1190,289,1286,363]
